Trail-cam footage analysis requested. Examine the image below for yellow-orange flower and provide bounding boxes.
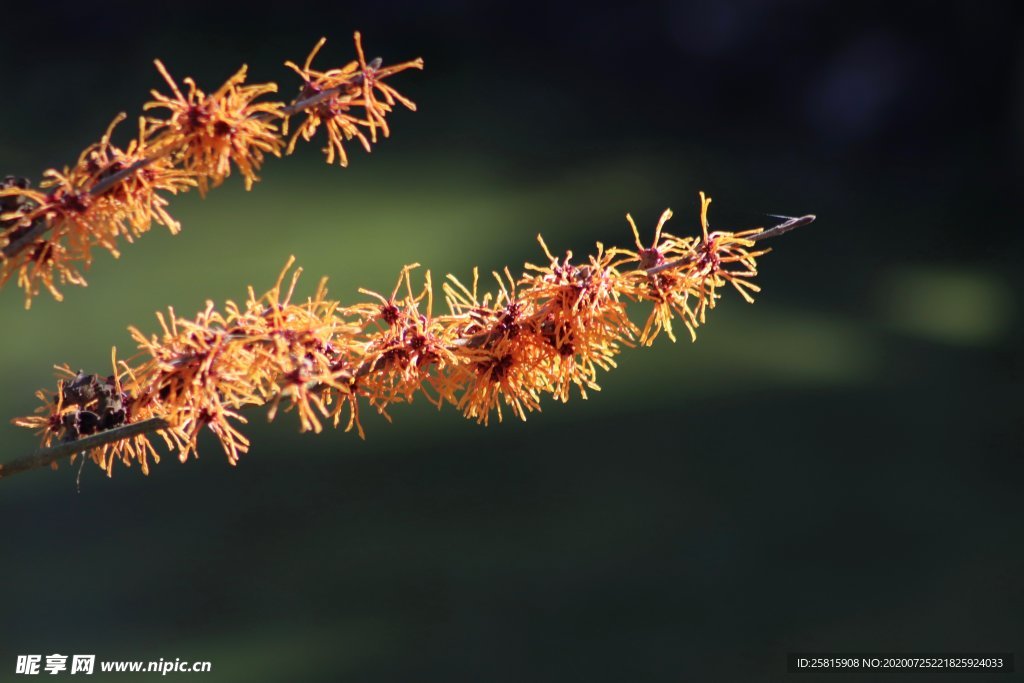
[144,62,284,194]
[282,34,422,164]
[351,31,424,142]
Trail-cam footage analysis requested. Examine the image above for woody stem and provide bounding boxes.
[0,418,169,480]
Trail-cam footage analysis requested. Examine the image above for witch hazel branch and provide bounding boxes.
[0,33,422,307]
[2,198,814,480]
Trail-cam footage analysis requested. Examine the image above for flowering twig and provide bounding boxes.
[0,33,423,307]
[2,199,815,482]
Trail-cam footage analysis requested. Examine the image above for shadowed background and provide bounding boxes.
[1,1,1021,681]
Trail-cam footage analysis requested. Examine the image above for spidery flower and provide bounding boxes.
[282,33,423,164]
[144,62,284,194]
[351,31,424,142]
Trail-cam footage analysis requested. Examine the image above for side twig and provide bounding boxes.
[0,33,424,307]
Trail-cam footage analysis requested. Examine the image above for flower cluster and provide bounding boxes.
[282,34,423,165]
[14,193,771,476]
[0,34,422,307]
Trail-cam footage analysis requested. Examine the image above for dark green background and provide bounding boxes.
[1,1,1021,681]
